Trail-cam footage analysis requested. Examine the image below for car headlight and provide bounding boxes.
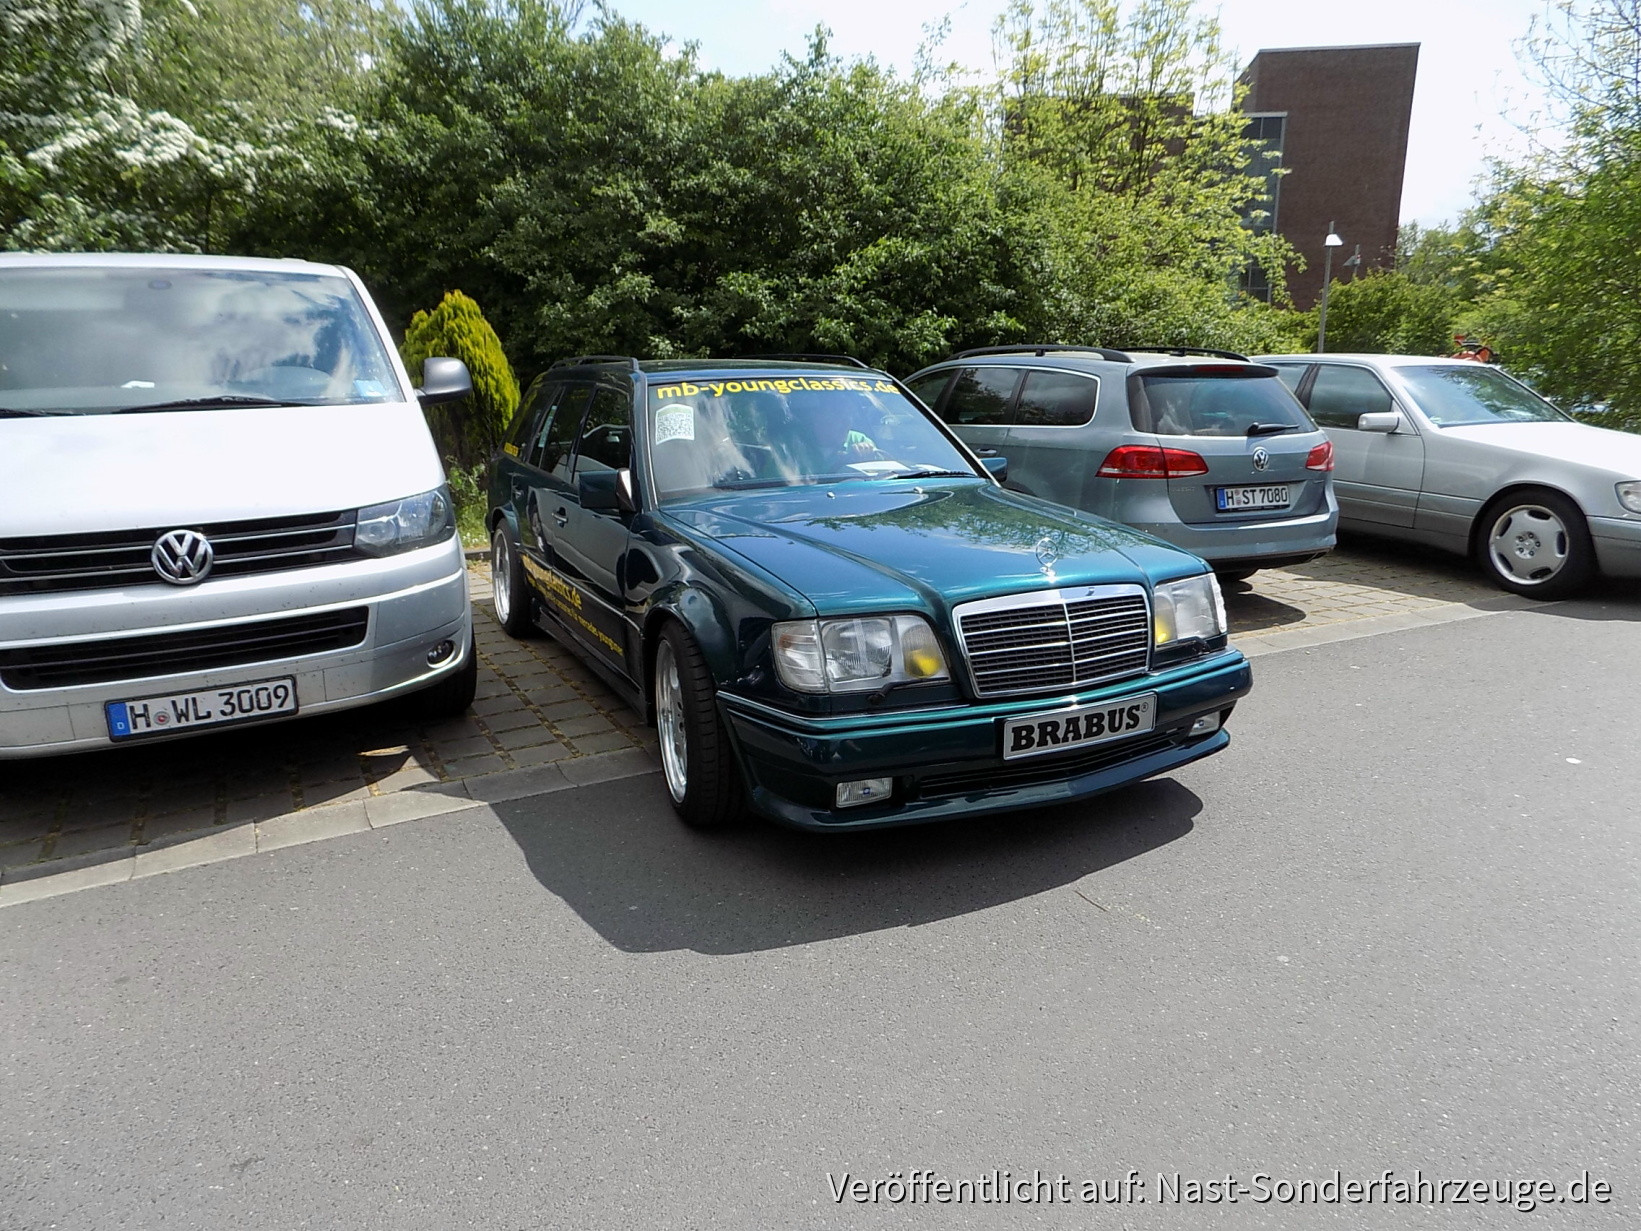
[772,615,951,694]
[1617,481,1641,514]
[1154,574,1226,645]
[355,486,456,556]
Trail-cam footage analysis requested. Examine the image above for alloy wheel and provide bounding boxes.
[655,639,688,803]
[1486,503,1569,586]
[492,531,513,625]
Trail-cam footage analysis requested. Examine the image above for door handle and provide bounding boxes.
[553,507,569,527]
[974,447,999,456]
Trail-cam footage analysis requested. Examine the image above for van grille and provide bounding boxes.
[0,608,369,690]
[955,586,1151,697]
[0,511,359,596]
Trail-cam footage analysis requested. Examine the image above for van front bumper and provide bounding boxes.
[0,538,470,759]
[718,649,1251,831]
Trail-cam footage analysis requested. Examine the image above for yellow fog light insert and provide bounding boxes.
[1153,574,1227,646]
[771,615,951,694]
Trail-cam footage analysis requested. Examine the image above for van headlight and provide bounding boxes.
[772,615,951,693]
[1153,574,1226,645]
[355,486,456,556]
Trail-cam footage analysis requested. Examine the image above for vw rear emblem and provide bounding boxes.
[1033,536,1060,572]
[151,528,214,585]
[1251,446,1270,471]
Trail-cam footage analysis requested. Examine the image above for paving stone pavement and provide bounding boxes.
[0,539,1553,879]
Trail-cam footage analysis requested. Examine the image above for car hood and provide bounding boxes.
[664,481,1202,614]
[1437,420,1641,476]
[0,403,446,537]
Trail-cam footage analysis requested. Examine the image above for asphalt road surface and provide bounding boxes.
[3,599,1637,1229]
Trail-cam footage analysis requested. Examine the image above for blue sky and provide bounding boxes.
[610,0,1551,228]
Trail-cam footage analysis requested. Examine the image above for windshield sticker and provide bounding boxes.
[650,377,900,400]
[654,404,696,445]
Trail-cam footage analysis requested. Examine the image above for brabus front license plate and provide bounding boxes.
[105,676,299,740]
[1001,693,1157,761]
[1216,484,1291,512]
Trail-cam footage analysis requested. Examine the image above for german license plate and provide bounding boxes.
[1002,693,1157,760]
[105,676,298,740]
[1216,484,1290,511]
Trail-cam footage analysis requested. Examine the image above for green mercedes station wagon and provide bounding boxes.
[487,357,1252,831]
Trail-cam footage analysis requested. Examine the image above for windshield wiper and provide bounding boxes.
[112,395,307,414]
[889,468,975,480]
[1245,422,1298,436]
[0,407,65,418]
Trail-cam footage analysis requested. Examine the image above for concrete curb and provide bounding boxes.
[0,747,660,910]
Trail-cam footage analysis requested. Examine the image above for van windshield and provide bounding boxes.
[0,267,403,415]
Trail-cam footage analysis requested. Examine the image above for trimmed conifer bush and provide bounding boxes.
[400,290,520,474]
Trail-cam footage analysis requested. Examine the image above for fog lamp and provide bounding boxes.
[426,640,456,665]
[836,778,893,809]
[1189,712,1222,736]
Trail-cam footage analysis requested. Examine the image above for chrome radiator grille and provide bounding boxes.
[954,585,1151,697]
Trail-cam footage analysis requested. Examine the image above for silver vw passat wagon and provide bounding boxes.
[904,346,1338,581]
[0,253,478,758]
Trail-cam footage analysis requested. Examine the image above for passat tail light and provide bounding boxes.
[1096,445,1210,479]
[1305,441,1335,471]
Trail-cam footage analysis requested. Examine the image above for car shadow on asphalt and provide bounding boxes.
[491,774,1200,955]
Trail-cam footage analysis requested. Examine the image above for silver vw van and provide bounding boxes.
[0,253,476,758]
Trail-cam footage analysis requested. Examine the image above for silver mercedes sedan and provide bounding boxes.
[1258,354,1641,598]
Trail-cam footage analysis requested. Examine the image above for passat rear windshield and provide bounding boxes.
[0,266,402,414]
[1128,368,1315,437]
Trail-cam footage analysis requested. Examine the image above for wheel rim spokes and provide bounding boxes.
[1489,506,1567,583]
[492,536,512,622]
[656,642,687,802]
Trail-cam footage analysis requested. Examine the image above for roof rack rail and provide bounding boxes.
[1116,345,1251,363]
[549,355,642,371]
[749,353,872,369]
[952,344,1133,363]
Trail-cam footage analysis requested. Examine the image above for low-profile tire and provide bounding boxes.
[411,631,478,718]
[653,622,745,829]
[1215,568,1258,584]
[1475,488,1595,599]
[491,525,535,637]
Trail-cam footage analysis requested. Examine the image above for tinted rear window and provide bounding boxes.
[1128,371,1314,437]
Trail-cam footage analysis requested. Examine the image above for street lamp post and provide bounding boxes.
[1317,223,1344,353]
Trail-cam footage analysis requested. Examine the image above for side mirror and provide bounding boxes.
[416,357,472,405]
[578,468,635,513]
[1357,410,1405,434]
[982,455,1009,483]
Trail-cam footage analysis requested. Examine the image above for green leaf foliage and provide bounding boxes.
[400,290,521,471]
[1308,270,1458,355]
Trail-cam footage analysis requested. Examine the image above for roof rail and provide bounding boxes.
[549,355,642,371]
[952,344,1133,363]
[1117,345,1251,363]
[748,353,872,369]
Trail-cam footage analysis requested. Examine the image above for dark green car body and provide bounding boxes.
[488,359,1251,830]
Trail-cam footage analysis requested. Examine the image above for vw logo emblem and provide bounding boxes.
[1033,535,1060,572]
[1251,446,1270,471]
[151,528,214,585]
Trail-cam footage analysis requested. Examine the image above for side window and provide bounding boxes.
[904,370,953,412]
[507,377,558,451]
[1270,364,1308,397]
[1016,370,1097,427]
[941,366,1022,426]
[570,385,633,477]
[1307,365,1393,430]
[529,383,592,478]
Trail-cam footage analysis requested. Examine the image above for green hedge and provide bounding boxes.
[400,290,520,473]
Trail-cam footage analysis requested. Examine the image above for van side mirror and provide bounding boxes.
[1357,411,1404,434]
[982,455,1009,483]
[416,357,472,405]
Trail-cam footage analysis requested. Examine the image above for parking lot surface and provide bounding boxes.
[0,539,1571,882]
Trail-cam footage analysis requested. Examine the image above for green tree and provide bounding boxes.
[400,290,521,472]
[1306,269,1457,355]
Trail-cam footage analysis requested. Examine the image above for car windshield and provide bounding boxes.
[1396,364,1573,427]
[0,266,402,414]
[1129,369,1315,436]
[645,373,979,500]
